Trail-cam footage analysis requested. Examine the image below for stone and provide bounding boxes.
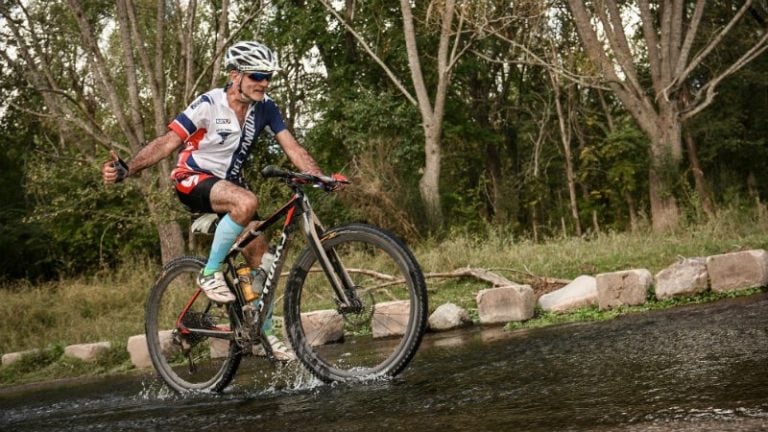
[596,269,652,310]
[372,300,411,338]
[1,349,42,367]
[210,337,230,359]
[428,303,471,331]
[127,331,175,368]
[654,258,709,300]
[300,310,344,346]
[706,249,768,293]
[538,275,597,312]
[63,341,111,362]
[476,284,535,324]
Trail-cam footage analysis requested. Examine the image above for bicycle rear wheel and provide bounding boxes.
[284,223,428,382]
[145,256,242,393]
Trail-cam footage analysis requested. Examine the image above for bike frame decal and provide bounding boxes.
[284,205,296,227]
[259,230,289,312]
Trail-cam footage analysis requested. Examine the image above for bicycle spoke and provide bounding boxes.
[145,257,242,393]
[285,224,427,381]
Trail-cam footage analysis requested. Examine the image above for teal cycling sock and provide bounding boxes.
[203,215,244,275]
[261,300,274,335]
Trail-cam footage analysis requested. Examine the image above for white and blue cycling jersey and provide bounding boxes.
[169,87,286,186]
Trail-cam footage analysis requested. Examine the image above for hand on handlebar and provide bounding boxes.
[317,173,349,192]
[261,165,349,191]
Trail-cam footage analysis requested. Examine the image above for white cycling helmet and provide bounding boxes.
[224,41,281,72]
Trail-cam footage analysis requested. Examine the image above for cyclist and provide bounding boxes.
[102,41,326,360]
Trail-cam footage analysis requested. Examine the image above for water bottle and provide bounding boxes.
[252,251,275,293]
[236,264,259,302]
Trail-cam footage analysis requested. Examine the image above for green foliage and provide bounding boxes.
[0,102,58,280]
[578,117,649,229]
[23,146,160,275]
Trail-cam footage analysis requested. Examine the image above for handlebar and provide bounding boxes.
[260,165,349,191]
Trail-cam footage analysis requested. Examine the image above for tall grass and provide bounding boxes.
[2,207,768,356]
[0,256,157,354]
[415,207,768,313]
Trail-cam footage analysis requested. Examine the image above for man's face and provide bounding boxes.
[234,70,272,102]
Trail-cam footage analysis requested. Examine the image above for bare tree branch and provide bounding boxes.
[317,0,418,106]
[669,0,755,97]
[67,0,141,147]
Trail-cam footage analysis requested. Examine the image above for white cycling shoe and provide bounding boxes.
[253,335,296,362]
[197,271,236,304]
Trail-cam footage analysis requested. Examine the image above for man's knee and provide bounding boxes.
[238,194,259,217]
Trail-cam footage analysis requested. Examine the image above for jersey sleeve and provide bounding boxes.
[264,99,287,136]
[168,94,213,140]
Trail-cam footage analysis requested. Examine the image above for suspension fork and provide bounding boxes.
[300,199,360,311]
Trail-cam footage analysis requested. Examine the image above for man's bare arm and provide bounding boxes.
[275,130,322,176]
[125,130,184,176]
[103,131,183,184]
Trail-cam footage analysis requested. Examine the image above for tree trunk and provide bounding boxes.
[684,131,716,219]
[647,106,682,231]
[419,126,444,226]
[624,191,638,231]
[551,74,582,237]
[400,0,454,228]
[148,202,186,263]
[69,0,187,263]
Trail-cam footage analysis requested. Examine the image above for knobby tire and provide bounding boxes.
[284,223,428,382]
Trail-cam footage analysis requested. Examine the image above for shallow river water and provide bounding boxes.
[2,292,768,432]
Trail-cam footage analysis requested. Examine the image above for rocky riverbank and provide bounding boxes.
[4,249,766,372]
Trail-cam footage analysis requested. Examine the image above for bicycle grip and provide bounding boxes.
[261,165,290,179]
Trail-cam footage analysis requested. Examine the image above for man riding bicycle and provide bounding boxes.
[102,41,327,360]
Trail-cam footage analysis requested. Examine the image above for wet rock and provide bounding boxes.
[706,249,768,293]
[538,275,597,313]
[63,341,111,362]
[476,284,535,324]
[596,269,652,310]
[655,258,709,300]
[372,300,411,338]
[428,303,471,331]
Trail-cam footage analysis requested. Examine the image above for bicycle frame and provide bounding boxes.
[177,177,359,353]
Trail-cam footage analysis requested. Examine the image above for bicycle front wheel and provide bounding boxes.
[145,256,242,393]
[284,223,428,382]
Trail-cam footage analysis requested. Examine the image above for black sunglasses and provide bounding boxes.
[246,71,273,82]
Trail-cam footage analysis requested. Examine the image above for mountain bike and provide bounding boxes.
[144,166,428,393]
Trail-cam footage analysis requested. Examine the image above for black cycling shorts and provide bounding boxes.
[174,172,221,214]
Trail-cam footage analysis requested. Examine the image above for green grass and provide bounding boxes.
[2,208,768,386]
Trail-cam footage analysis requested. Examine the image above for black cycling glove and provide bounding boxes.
[113,157,129,183]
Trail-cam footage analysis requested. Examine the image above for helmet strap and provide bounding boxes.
[235,72,256,103]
